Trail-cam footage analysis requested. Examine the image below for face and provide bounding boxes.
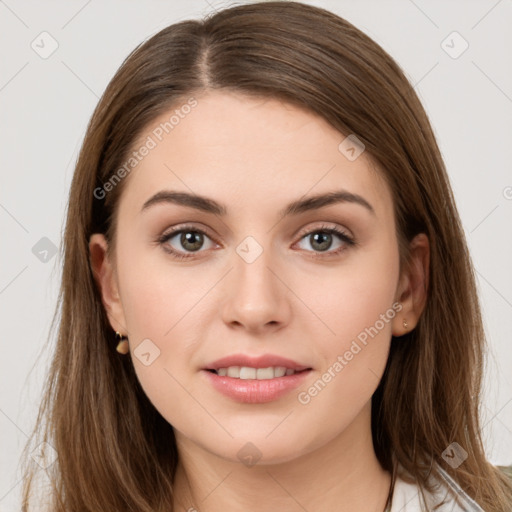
[92,90,410,465]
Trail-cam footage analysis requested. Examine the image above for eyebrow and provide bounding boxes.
[141,189,375,217]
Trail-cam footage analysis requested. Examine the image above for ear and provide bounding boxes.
[89,233,127,334]
[392,233,430,337]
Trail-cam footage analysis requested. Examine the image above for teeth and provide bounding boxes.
[216,366,297,379]
[274,366,287,378]
[256,367,274,379]
[227,366,240,378]
[240,367,256,379]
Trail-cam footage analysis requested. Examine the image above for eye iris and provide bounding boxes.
[311,232,332,252]
[181,231,203,252]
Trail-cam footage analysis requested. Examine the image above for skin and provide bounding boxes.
[90,90,429,512]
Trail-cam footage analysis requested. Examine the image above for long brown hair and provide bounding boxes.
[20,2,512,510]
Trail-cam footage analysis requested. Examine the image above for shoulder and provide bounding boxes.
[390,465,484,512]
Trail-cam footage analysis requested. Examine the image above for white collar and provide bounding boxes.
[390,465,484,512]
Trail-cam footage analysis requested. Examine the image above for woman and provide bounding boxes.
[20,1,512,511]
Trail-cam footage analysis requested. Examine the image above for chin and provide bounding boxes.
[190,426,326,467]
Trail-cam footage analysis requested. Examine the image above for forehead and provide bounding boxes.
[117,90,393,222]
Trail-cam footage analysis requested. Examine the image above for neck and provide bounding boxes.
[172,401,392,512]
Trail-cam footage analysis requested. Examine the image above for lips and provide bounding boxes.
[202,353,312,403]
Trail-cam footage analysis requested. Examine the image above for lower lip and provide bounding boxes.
[202,369,311,403]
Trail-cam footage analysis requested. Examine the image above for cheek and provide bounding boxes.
[294,267,399,440]
[116,237,206,338]
[299,242,399,405]
[116,246,218,404]
[116,253,207,425]
[302,242,400,346]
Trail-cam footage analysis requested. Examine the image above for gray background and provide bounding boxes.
[1,0,511,510]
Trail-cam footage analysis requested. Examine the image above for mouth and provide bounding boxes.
[202,354,313,403]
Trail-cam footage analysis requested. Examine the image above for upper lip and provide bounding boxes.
[205,353,311,371]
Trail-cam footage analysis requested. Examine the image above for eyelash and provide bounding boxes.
[157,223,357,261]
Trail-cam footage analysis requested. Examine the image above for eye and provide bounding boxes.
[158,223,356,261]
[158,225,217,260]
[294,224,356,257]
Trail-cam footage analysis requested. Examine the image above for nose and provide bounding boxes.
[221,242,291,335]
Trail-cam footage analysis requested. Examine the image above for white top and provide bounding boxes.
[390,466,484,512]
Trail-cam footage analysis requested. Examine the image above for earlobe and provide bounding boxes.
[88,233,127,334]
[392,233,430,337]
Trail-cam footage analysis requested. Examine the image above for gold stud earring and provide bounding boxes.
[115,332,129,354]
[403,319,408,330]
